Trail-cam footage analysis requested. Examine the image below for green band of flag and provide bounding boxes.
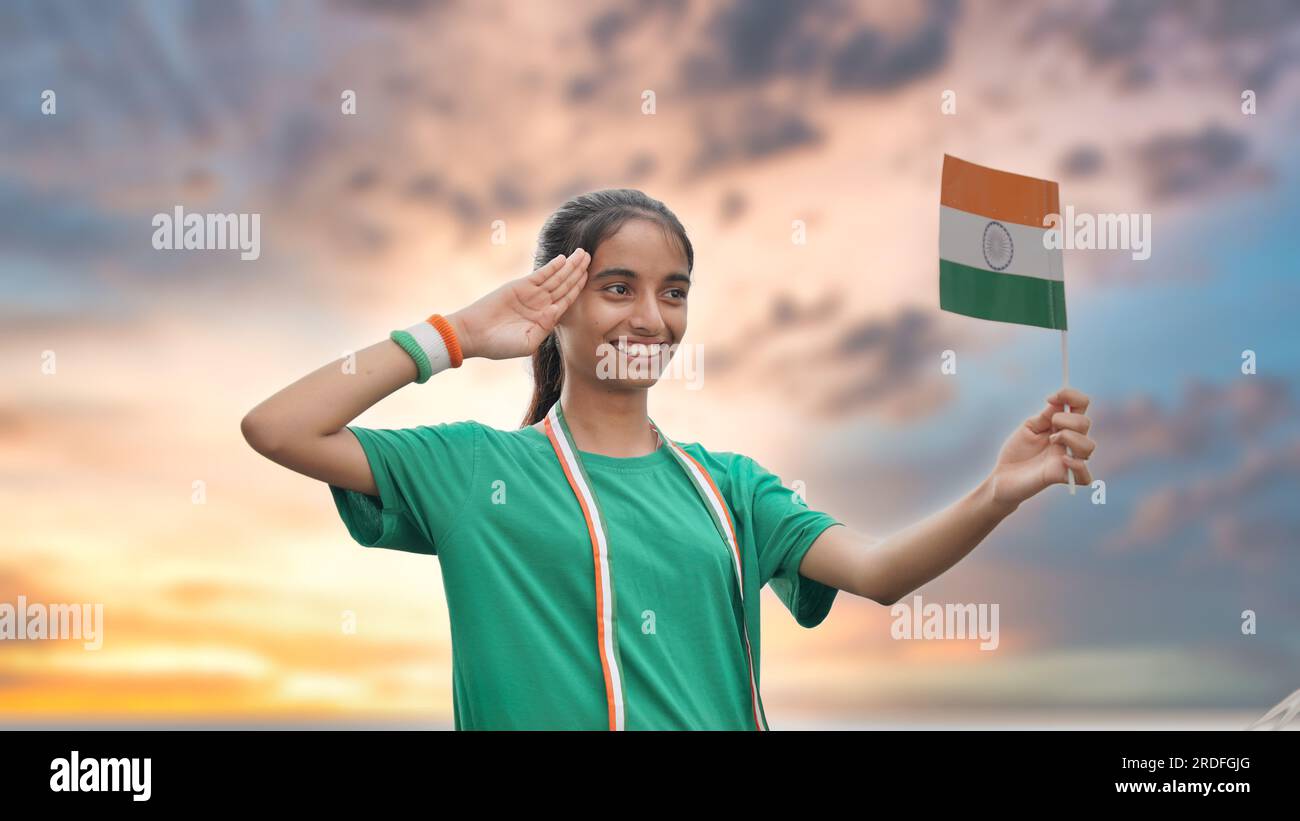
[939,258,1068,330]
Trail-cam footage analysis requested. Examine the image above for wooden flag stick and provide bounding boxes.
[1061,329,1076,495]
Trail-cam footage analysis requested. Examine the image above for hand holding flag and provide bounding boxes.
[939,154,1090,495]
[987,387,1096,509]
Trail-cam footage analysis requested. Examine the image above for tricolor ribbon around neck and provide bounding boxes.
[542,400,768,731]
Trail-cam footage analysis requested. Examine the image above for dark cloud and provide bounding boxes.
[1059,145,1104,178]
[829,4,956,92]
[707,302,967,423]
[814,309,958,419]
[0,178,133,261]
[330,0,447,17]
[681,0,957,94]
[1109,439,1300,558]
[566,74,600,102]
[447,189,482,226]
[587,0,687,53]
[1206,509,1300,570]
[1117,62,1156,90]
[1201,0,1300,40]
[708,291,841,375]
[548,177,596,206]
[1073,1,1164,64]
[1244,47,1298,92]
[1090,376,1295,476]
[1062,0,1300,93]
[690,101,823,174]
[1133,124,1249,199]
[625,153,657,180]
[345,167,381,194]
[405,174,443,203]
[268,110,342,198]
[184,0,260,115]
[718,189,747,224]
[331,219,390,257]
[681,0,832,89]
[491,176,530,211]
[589,7,635,50]
[0,0,226,143]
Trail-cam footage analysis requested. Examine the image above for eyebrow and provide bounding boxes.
[591,267,692,285]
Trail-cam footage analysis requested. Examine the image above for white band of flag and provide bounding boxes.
[938,205,1062,281]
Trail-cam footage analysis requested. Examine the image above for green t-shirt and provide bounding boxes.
[329,420,844,730]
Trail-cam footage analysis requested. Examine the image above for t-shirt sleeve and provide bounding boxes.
[742,454,844,628]
[328,421,480,555]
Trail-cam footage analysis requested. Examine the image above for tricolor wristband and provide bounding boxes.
[390,313,464,384]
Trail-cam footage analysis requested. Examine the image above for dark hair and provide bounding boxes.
[520,188,694,428]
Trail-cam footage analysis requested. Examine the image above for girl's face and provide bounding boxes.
[556,218,690,390]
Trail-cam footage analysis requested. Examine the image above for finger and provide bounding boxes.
[528,252,568,285]
[1062,454,1093,485]
[544,248,590,295]
[548,268,588,321]
[1045,387,1089,413]
[542,248,588,291]
[1050,410,1091,435]
[547,266,587,313]
[1025,403,1056,435]
[1049,429,1095,459]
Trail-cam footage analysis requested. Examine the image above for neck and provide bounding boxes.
[555,380,659,458]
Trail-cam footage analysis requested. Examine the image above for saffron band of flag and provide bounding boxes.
[939,154,1067,331]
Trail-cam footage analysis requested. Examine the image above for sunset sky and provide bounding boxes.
[2,0,1298,728]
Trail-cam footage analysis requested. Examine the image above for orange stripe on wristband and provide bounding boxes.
[426,313,463,368]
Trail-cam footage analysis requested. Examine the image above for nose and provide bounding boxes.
[627,289,667,337]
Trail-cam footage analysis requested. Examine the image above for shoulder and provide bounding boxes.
[407,419,485,443]
[347,420,484,453]
[673,441,763,494]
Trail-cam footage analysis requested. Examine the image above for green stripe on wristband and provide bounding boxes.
[390,329,433,383]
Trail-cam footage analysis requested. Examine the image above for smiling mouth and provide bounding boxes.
[609,338,670,356]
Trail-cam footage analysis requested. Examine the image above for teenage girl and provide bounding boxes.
[241,188,1095,730]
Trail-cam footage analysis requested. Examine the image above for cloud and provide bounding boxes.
[828,1,958,92]
[1105,438,1300,555]
[330,0,448,17]
[1019,1,1300,101]
[689,100,824,174]
[1058,144,1105,178]
[679,0,957,94]
[0,178,136,263]
[706,302,985,424]
[1090,376,1295,476]
[1133,124,1253,200]
[680,0,836,89]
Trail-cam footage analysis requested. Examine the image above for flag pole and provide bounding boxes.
[1061,329,1076,495]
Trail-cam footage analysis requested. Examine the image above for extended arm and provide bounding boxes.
[795,388,1096,606]
[797,475,1017,606]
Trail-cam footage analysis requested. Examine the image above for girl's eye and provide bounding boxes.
[604,283,687,299]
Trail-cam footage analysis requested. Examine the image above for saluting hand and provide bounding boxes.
[448,249,591,361]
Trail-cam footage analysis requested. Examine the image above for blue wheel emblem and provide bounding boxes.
[982,220,1014,271]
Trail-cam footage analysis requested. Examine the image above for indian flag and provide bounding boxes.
[939,154,1067,330]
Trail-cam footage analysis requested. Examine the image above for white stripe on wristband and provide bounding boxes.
[406,319,453,375]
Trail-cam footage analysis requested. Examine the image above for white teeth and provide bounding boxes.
[613,340,663,355]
